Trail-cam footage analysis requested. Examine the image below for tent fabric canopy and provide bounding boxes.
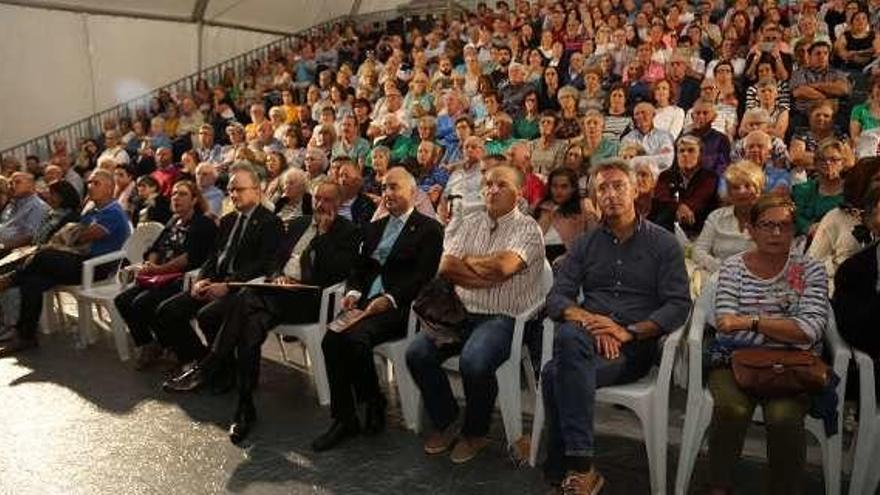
[0,0,404,151]
[1,0,384,34]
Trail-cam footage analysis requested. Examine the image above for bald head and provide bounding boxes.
[383,167,417,216]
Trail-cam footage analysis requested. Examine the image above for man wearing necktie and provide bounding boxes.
[154,163,283,386]
[311,167,444,452]
[162,180,360,444]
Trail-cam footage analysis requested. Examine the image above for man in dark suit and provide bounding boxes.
[163,180,360,444]
[311,167,444,452]
[154,162,283,379]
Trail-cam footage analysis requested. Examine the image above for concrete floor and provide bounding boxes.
[0,329,834,495]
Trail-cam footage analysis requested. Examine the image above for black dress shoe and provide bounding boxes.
[311,419,361,452]
[0,337,38,358]
[363,396,387,435]
[162,366,209,392]
[229,403,257,445]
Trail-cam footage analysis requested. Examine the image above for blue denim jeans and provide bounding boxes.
[541,321,657,481]
[405,313,515,437]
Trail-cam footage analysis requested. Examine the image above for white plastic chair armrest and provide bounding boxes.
[182,269,200,291]
[81,250,125,290]
[656,325,685,393]
[318,282,346,326]
[540,317,555,370]
[511,300,544,366]
[686,307,708,394]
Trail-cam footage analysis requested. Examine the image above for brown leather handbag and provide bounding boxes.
[731,348,829,398]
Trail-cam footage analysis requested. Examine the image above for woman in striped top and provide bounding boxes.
[705,194,829,495]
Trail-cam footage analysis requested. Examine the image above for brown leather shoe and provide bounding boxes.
[561,468,605,495]
[423,422,460,455]
[449,436,490,464]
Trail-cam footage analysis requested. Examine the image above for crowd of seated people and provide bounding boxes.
[4,0,880,492]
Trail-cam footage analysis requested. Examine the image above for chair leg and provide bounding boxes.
[496,361,523,448]
[675,399,712,495]
[304,332,330,406]
[390,349,422,432]
[75,299,94,348]
[41,292,56,335]
[107,303,130,362]
[642,406,668,495]
[529,382,545,467]
[817,429,841,495]
[850,420,875,495]
[275,334,291,363]
[866,439,880,495]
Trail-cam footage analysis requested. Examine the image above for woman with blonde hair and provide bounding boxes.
[693,160,763,273]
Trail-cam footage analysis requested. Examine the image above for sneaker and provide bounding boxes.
[449,436,490,464]
[424,421,461,455]
[561,468,605,495]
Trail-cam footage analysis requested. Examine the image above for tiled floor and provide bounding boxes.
[0,329,835,494]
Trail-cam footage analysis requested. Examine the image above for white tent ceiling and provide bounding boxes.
[0,0,388,34]
[0,0,413,151]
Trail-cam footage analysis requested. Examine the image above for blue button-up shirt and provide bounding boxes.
[0,194,50,244]
[546,219,691,333]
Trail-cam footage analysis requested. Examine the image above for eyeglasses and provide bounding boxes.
[754,220,794,234]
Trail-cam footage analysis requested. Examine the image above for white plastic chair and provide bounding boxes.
[399,259,553,447]
[271,281,345,406]
[674,278,850,495]
[373,308,422,431]
[848,350,880,495]
[528,317,687,495]
[43,222,161,353]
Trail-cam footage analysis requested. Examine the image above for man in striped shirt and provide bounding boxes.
[406,165,545,465]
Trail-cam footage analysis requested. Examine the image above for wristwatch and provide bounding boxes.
[626,323,639,338]
[750,315,760,332]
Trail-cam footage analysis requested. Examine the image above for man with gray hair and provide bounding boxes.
[97,129,130,167]
[540,159,690,492]
[731,108,791,170]
[407,165,545,464]
[0,169,131,355]
[304,147,329,194]
[621,102,675,172]
[0,172,50,254]
[311,167,443,452]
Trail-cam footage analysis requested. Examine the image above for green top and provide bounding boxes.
[850,103,880,133]
[791,179,844,235]
[588,137,621,166]
[484,137,519,156]
[513,116,540,140]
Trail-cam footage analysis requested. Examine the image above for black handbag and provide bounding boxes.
[412,277,468,347]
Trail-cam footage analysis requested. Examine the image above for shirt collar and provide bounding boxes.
[599,215,645,239]
[390,206,415,225]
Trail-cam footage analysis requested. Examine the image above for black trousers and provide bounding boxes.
[11,248,86,340]
[114,281,184,347]
[321,306,407,421]
[210,287,321,403]
[154,290,233,364]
